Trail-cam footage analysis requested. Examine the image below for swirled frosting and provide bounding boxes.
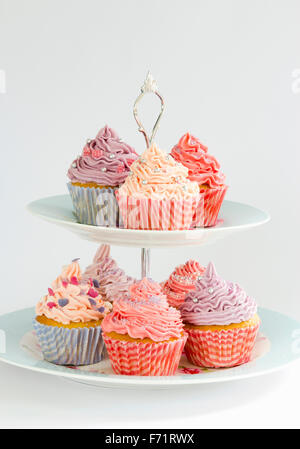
[82,244,136,302]
[180,262,257,326]
[162,260,206,308]
[52,259,82,289]
[67,125,138,186]
[171,133,226,188]
[118,143,200,199]
[36,260,112,325]
[101,278,184,342]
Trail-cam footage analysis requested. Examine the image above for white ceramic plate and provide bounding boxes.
[26,195,270,248]
[0,307,299,389]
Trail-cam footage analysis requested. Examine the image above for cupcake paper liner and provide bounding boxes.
[103,333,187,376]
[193,185,228,228]
[33,319,106,366]
[184,322,259,368]
[67,183,122,227]
[116,191,202,230]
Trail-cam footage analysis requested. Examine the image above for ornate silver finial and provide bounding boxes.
[133,71,165,148]
[141,71,158,93]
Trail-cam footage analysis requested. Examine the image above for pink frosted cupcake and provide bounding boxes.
[34,259,112,365]
[162,260,205,308]
[116,143,200,230]
[82,244,136,303]
[171,133,228,227]
[102,278,187,376]
[180,262,260,368]
[67,125,138,227]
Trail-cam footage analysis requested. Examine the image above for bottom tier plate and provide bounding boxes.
[0,307,299,389]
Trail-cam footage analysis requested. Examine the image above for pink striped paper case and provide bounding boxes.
[103,333,187,376]
[116,191,203,230]
[184,322,259,368]
[193,185,228,228]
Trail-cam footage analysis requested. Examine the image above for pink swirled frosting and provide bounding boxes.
[67,125,138,186]
[162,260,206,308]
[36,260,112,325]
[118,143,199,200]
[180,262,257,326]
[171,133,226,188]
[101,278,184,342]
[82,244,135,302]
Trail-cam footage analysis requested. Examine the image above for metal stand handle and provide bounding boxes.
[133,71,164,148]
[133,72,165,279]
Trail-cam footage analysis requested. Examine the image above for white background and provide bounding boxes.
[0,0,299,429]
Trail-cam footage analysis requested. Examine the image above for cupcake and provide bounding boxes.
[162,260,205,308]
[116,143,200,230]
[171,133,228,227]
[180,262,260,368]
[102,278,187,375]
[82,244,136,303]
[34,259,112,365]
[67,125,138,227]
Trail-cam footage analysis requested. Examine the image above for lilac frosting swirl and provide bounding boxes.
[67,125,138,186]
[180,262,257,326]
[82,244,136,303]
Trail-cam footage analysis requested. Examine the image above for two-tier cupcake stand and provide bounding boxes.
[1,74,300,389]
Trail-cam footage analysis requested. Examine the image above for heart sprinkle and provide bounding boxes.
[70,276,79,285]
[58,299,69,307]
[88,288,98,298]
[48,288,54,296]
[93,279,100,288]
[117,164,125,173]
[88,298,97,306]
[92,149,103,159]
[47,302,57,309]
[83,146,91,156]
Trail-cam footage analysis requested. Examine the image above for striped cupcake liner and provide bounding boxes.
[33,319,106,366]
[116,191,202,230]
[193,185,228,228]
[103,333,187,376]
[184,322,259,368]
[67,183,122,227]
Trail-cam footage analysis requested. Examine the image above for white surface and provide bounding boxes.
[1,0,300,428]
[27,196,270,247]
[0,360,300,429]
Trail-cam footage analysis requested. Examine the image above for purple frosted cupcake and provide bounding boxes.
[67,125,138,227]
[180,262,260,368]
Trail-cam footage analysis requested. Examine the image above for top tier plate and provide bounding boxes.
[27,195,270,248]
